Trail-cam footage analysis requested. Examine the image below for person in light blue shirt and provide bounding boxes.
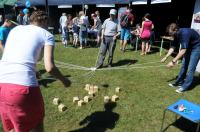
[0,14,16,52]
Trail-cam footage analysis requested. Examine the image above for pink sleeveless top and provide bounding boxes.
[140,20,153,40]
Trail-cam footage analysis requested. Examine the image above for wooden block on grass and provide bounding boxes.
[115,87,121,93]
[104,96,110,103]
[78,100,85,106]
[83,96,91,103]
[85,84,90,91]
[93,85,99,93]
[58,104,67,112]
[53,98,61,105]
[111,95,119,102]
[73,96,80,103]
[89,85,94,91]
[88,91,95,97]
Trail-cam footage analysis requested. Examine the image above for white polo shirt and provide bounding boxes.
[102,18,118,36]
[0,25,54,86]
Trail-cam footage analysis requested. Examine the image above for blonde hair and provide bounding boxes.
[79,11,84,17]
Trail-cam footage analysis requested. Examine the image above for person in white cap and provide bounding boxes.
[96,9,120,68]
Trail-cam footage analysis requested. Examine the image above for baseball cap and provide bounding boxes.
[5,14,18,25]
[109,9,117,15]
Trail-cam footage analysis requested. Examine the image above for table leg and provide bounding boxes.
[160,109,167,132]
[196,123,200,132]
[160,38,164,56]
[135,37,138,51]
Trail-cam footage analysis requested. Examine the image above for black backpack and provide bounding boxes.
[120,14,129,28]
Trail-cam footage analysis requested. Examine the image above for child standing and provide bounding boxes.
[72,23,79,47]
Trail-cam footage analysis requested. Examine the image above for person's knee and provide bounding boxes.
[9,129,15,132]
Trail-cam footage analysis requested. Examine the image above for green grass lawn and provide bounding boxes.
[1,38,200,132]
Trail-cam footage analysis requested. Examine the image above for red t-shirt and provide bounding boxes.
[125,12,134,24]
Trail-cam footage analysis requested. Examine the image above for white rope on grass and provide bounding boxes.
[55,64,91,71]
[38,61,91,71]
[71,70,96,81]
[37,60,172,86]
[43,60,167,71]
[54,62,167,71]
[96,64,167,71]
[55,60,89,69]
[129,61,161,66]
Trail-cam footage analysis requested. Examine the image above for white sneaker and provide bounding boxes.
[175,88,185,93]
[168,83,176,88]
[168,83,182,88]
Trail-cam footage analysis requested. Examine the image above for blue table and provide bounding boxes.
[160,99,200,132]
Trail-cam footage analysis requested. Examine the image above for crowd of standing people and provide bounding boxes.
[58,7,155,57]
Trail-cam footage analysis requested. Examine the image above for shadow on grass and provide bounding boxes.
[112,59,138,67]
[167,76,178,82]
[188,76,200,91]
[38,78,56,88]
[87,40,98,48]
[146,47,160,55]
[55,39,61,42]
[162,117,199,132]
[39,75,71,88]
[101,84,109,89]
[69,102,119,132]
[36,69,46,79]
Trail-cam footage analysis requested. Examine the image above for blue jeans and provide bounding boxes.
[79,31,87,47]
[175,50,200,90]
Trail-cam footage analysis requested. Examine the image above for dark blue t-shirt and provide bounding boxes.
[174,28,200,51]
[72,24,79,34]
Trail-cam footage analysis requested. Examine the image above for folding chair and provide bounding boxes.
[160,99,200,132]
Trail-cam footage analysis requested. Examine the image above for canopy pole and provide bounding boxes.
[45,0,49,16]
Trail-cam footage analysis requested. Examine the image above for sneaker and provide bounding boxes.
[140,53,144,56]
[168,83,181,88]
[96,64,103,69]
[175,87,185,93]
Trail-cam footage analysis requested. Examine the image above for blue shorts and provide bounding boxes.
[120,28,131,41]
